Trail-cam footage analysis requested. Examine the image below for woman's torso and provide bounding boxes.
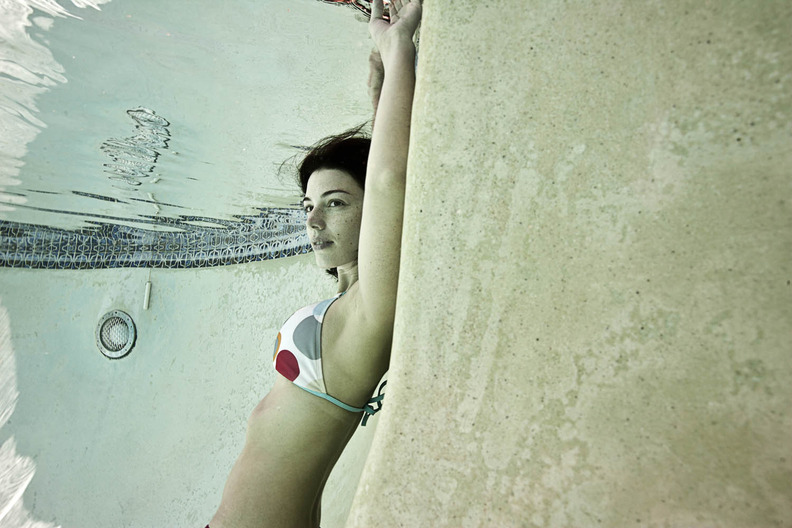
[210,284,391,528]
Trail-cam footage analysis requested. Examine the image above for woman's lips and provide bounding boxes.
[312,241,333,250]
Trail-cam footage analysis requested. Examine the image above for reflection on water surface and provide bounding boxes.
[0,0,372,268]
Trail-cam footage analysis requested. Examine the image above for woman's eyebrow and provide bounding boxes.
[302,190,352,203]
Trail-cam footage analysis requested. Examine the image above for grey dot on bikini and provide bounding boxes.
[292,315,321,360]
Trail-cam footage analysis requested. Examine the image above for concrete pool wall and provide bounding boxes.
[349,1,792,526]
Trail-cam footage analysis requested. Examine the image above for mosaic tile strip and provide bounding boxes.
[0,208,312,270]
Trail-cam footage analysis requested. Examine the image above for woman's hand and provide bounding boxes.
[369,0,422,59]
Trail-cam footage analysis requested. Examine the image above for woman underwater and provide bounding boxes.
[208,1,422,526]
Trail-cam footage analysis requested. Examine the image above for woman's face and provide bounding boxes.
[303,168,364,270]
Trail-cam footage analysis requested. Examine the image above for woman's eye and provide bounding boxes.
[304,205,313,213]
[328,200,344,207]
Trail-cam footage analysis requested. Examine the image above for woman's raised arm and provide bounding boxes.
[356,0,421,325]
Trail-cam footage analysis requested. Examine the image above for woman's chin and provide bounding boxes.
[313,255,334,269]
[312,252,356,271]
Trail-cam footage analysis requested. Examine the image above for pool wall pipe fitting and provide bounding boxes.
[143,280,151,311]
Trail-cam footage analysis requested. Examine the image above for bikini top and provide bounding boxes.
[272,292,385,426]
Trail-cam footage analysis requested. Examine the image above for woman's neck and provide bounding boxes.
[336,263,359,293]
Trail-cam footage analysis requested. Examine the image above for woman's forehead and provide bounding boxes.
[305,168,362,196]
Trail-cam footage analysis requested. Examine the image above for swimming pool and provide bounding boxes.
[0,1,379,526]
[1,0,377,269]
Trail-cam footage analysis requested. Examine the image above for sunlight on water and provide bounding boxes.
[0,1,371,521]
[0,302,59,528]
[2,5,110,524]
[0,0,372,230]
[99,107,171,187]
[0,0,376,269]
[0,0,111,204]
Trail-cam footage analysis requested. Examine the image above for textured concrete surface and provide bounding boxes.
[348,1,792,526]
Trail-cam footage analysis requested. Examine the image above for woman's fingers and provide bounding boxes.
[371,0,384,21]
[370,0,421,48]
[392,0,404,18]
[399,0,422,31]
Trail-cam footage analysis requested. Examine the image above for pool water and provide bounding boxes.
[0,1,380,527]
[1,0,374,269]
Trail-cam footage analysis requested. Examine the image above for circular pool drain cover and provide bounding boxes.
[96,310,136,359]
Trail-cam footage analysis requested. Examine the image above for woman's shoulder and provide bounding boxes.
[326,283,392,357]
[321,285,392,405]
[330,283,368,328]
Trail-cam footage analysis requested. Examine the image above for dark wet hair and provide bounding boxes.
[297,123,371,194]
[296,123,371,279]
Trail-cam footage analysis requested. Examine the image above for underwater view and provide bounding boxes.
[0,0,381,270]
[3,1,789,527]
[0,1,384,527]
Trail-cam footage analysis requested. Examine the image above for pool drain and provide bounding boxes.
[96,310,136,359]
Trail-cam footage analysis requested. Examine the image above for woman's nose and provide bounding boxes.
[307,207,324,229]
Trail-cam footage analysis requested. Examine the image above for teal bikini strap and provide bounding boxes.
[295,385,367,413]
[295,380,387,427]
[360,380,387,426]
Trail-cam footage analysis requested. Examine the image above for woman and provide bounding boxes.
[208,1,421,526]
